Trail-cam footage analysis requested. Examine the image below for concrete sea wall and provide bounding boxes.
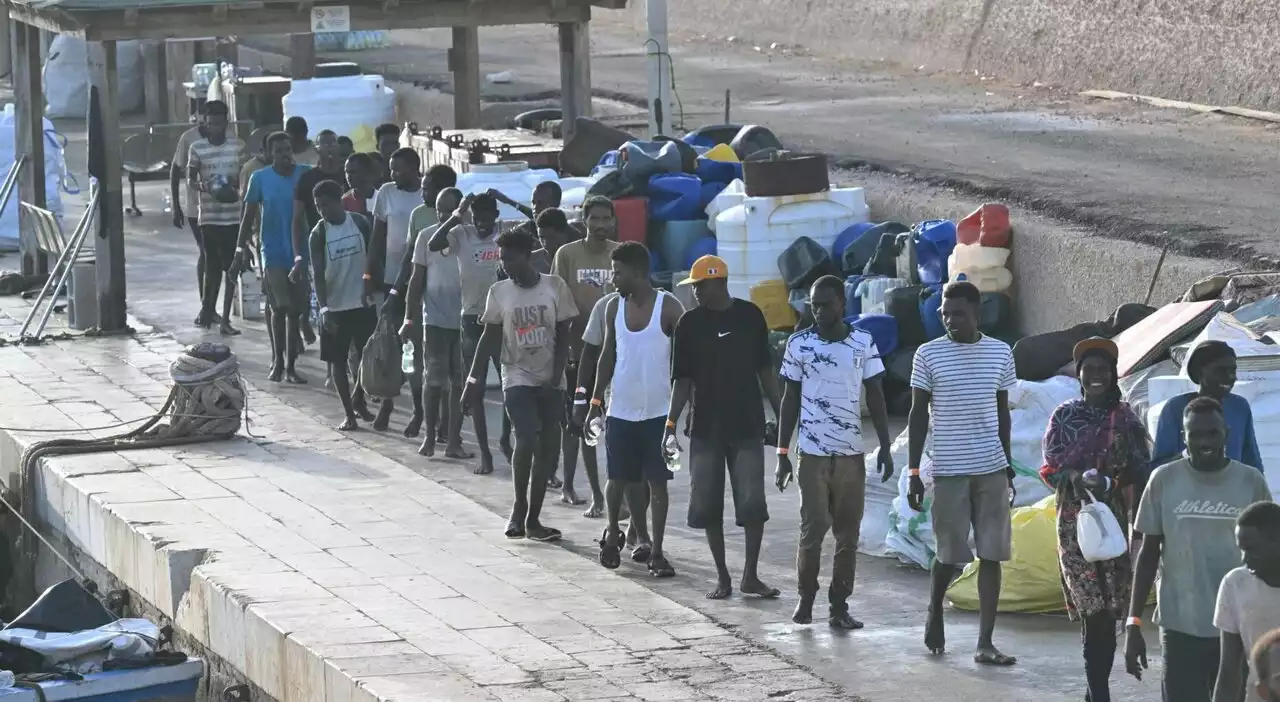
[616,0,1280,109]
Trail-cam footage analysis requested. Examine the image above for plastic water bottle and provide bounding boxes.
[584,416,605,447]
[0,670,14,689]
[663,434,681,472]
[400,341,414,375]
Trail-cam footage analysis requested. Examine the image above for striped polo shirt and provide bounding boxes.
[909,334,1016,477]
[188,137,247,226]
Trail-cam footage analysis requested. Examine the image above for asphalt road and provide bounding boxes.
[253,20,1280,264]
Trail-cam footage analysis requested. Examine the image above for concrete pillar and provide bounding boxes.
[558,21,592,141]
[165,41,197,122]
[88,41,127,332]
[13,22,47,276]
[290,34,315,79]
[141,40,167,124]
[449,26,481,129]
[0,10,11,79]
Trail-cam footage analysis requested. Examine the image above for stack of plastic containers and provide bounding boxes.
[715,188,870,302]
[948,203,1012,293]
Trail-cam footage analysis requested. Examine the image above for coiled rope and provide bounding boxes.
[9,343,247,599]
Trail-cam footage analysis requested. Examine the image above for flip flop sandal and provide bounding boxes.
[647,555,676,578]
[974,651,1017,666]
[504,521,526,539]
[631,543,652,563]
[598,528,622,569]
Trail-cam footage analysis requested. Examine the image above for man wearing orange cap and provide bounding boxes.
[665,255,782,600]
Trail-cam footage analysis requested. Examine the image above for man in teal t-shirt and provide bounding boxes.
[236,131,311,384]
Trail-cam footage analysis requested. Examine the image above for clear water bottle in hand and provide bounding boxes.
[584,416,605,447]
[663,433,681,472]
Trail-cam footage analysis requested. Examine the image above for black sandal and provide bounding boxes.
[598,528,622,569]
[631,543,652,563]
[648,554,676,578]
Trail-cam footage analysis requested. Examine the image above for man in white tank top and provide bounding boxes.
[588,242,685,576]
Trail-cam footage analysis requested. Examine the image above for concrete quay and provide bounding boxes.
[0,302,846,701]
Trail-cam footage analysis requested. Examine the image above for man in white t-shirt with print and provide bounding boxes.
[776,276,894,630]
[907,280,1018,666]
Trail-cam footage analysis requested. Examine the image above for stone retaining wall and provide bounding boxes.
[610,0,1280,109]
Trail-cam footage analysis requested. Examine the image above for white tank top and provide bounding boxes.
[607,291,672,422]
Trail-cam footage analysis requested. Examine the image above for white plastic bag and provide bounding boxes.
[1076,490,1127,563]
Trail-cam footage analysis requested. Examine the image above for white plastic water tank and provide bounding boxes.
[457,162,558,221]
[715,188,870,301]
[556,175,598,211]
[282,74,396,154]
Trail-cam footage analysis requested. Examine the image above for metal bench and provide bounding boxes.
[120,120,254,216]
[21,201,93,268]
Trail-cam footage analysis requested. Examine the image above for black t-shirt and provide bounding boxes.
[294,167,348,233]
[671,298,771,442]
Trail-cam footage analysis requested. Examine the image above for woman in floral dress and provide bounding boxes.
[1041,337,1150,702]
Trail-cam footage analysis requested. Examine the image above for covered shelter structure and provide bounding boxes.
[7,0,621,332]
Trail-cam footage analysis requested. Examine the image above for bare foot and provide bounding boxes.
[373,405,392,431]
[583,501,604,518]
[219,322,241,336]
[285,369,307,385]
[473,453,495,475]
[445,444,475,459]
[418,439,435,457]
[561,487,586,506]
[403,413,423,439]
[546,473,563,490]
[925,606,946,655]
[706,580,733,600]
[337,416,359,431]
[740,578,781,599]
[353,401,375,422]
[829,611,864,630]
[792,598,814,625]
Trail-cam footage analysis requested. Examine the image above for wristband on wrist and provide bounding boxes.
[466,376,478,385]
[389,288,399,296]
[575,386,588,396]
[294,255,303,263]
[402,318,413,327]
[1126,616,1142,628]
[318,306,329,315]
[776,447,789,456]
[573,399,588,406]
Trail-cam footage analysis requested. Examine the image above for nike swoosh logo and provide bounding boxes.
[718,332,731,338]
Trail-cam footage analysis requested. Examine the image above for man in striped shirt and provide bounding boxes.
[907,280,1017,666]
[187,100,247,334]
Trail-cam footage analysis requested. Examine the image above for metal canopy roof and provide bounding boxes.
[7,0,623,41]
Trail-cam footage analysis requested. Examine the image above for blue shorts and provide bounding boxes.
[605,416,672,483]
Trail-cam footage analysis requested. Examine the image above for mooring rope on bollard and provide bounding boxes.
[6,342,249,602]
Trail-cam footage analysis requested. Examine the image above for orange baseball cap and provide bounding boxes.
[678,255,730,286]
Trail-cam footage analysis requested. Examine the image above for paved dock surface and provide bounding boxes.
[0,174,1168,701]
